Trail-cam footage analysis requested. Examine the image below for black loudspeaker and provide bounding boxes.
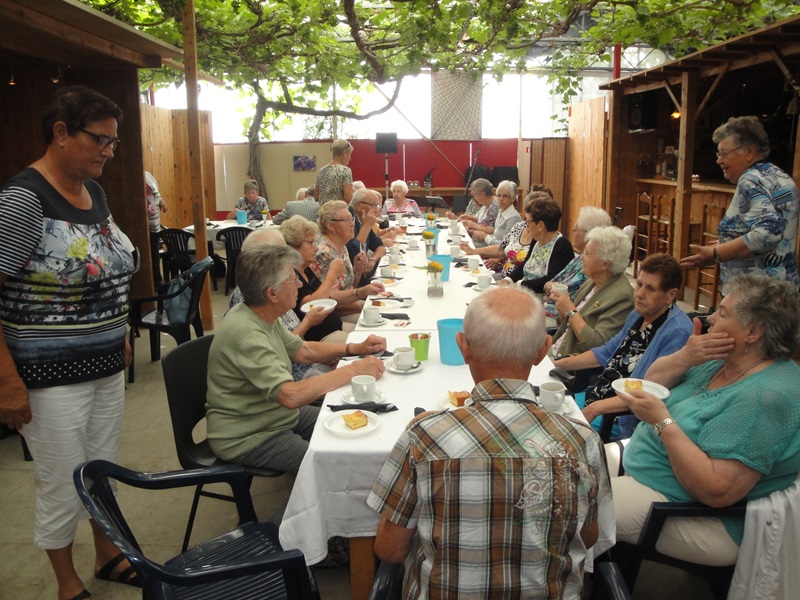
[376,133,398,154]
[628,91,658,131]
[491,166,519,187]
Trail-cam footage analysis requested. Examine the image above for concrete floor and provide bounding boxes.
[0,275,717,599]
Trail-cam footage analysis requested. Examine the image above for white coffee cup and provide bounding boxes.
[389,254,401,266]
[380,266,393,278]
[468,256,480,270]
[351,375,377,402]
[450,233,462,245]
[363,305,381,324]
[393,346,416,371]
[550,282,569,298]
[390,245,400,256]
[450,245,461,257]
[539,381,566,411]
[407,238,419,249]
[399,217,408,228]
[449,218,459,231]
[477,274,492,290]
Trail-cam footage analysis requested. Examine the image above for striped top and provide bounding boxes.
[0,168,134,389]
[367,379,610,600]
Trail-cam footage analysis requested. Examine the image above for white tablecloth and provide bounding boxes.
[279,233,616,567]
[184,219,274,249]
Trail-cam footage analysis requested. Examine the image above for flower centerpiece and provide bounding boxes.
[422,229,437,257]
[425,212,437,224]
[424,260,444,297]
[260,209,269,222]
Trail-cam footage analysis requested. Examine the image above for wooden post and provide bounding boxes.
[182,0,214,330]
[675,72,697,263]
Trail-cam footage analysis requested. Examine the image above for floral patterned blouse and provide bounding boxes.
[234,196,270,220]
[314,235,355,289]
[382,198,422,218]
[499,221,531,277]
[523,233,563,281]
[316,163,353,205]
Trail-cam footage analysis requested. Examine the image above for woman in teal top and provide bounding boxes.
[611,274,800,567]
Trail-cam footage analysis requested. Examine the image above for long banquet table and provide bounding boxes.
[278,219,615,599]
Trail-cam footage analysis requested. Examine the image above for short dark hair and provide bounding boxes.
[640,253,682,292]
[526,197,562,231]
[42,86,122,144]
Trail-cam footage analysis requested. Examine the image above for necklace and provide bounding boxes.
[707,357,770,389]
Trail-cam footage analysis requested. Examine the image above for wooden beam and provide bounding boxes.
[769,49,800,93]
[0,1,160,67]
[664,81,681,112]
[695,65,729,121]
[182,0,214,331]
[675,71,697,273]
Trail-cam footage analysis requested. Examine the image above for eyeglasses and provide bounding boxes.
[498,193,515,199]
[330,217,355,223]
[78,128,121,151]
[715,145,746,159]
[580,250,597,258]
[280,274,300,287]
[571,226,587,233]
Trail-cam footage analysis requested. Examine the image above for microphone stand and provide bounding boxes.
[462,149,481,214]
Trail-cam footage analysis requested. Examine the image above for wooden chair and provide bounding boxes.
[633,192,656,276]
[654,194,675,255]
[693,202,723,311]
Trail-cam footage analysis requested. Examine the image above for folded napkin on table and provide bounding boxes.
[328,402,398,413]
[380,313,410,320]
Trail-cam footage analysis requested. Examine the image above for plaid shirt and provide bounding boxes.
[367,379,611,600]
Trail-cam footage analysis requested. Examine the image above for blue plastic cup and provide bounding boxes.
[429,255,453,281]
[437,318,465,365]
[236,210,247,224]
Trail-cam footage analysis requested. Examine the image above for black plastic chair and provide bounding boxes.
[216,226,252,295]
[128,257,212,383]
[604,501,746,600]
[590,562,633,600]
[160,227,219,291]
[161,335,283,552]
[74,460,320,600]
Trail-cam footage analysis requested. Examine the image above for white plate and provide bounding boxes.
[382,265,408,274]
[437,394,471,410]
[378,278,400,287]
[472,284,495,292]
[470,269,494,277]
[300,298,337,313]
[386,361,422,375]
[323,410,381,437]
[368,291,396,299]
[366,298,401,309]
[342,390,387,405]
[611,378,670,400]
[358,318,387,327]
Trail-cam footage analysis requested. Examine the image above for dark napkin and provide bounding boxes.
[380,312,411,320]
[328,402,398,413]
[340,350,393,361]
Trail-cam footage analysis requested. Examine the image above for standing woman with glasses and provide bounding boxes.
[681,116,799,290]
[0,86,137,599]
[315,201,385,318]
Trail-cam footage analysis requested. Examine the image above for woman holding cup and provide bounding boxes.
[542,206,612,319]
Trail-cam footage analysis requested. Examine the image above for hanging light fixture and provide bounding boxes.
[670,110,681,119]
[8,71,15,86]
[51,67,62,84]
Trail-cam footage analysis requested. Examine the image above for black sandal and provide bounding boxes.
[95,553,142,588]
[67,591,91,600]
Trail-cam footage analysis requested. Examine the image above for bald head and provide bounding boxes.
[241,228,285,252]
[460,287,549,375]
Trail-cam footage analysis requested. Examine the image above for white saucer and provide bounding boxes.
[342,390,387,405]
[323,410,381,437]
[611,378,670,400]
[386,361,422,375]
[358,318,387,327]
[437,395,471,410]
[470,269,494,277]
[400,299,415,308]
[367,298,401,309]
[378,278,400,287]
[472,284,495,292]
[300,298,337,313]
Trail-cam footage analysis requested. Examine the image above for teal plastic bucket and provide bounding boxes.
[437,318,465,365]
[429,255,453,281]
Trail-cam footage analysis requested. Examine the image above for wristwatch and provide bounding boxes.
[653,417,675,437]
[712,247,720,264]
[566,309,577,321]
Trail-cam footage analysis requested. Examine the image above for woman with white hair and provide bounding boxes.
[549,226,634,359]
[382,180,422,218]
[467,180,522,247]
[315,139,354,205]
[542,206,612,319]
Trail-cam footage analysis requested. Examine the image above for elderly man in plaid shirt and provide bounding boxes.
[367,287,611,599]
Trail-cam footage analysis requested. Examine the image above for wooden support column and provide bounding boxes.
[182,0,213,330]
[675,71,697,265]
[605,88,624,214]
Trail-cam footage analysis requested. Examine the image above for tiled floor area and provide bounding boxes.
[0,275,718,599]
